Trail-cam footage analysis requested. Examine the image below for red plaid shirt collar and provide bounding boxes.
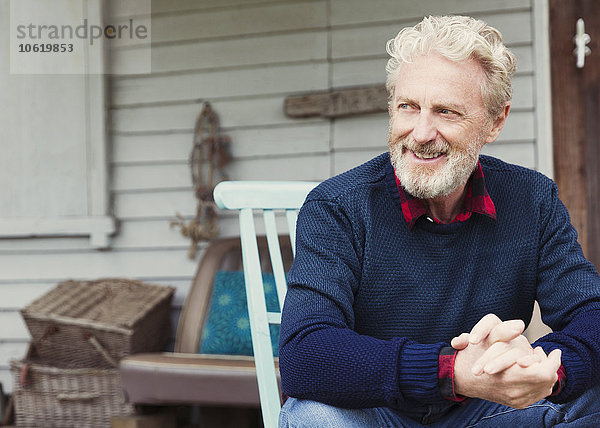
[394,162,497,229]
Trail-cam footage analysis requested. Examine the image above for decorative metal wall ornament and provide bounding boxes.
[171,102,231,258]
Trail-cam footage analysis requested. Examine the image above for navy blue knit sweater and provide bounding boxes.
[279,153,600,411]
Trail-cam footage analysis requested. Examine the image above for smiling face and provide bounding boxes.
[389,52,504,200]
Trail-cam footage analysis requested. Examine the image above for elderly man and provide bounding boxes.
[278,15,600,426]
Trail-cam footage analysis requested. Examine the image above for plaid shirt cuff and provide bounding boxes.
[551,364,567,396]
[438,346,468,402]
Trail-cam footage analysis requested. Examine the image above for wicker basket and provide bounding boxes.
[21,278,175,368]
[10,359,133,428]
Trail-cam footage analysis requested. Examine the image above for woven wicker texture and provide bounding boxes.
[22,278,175,368]
[10,360,133,428]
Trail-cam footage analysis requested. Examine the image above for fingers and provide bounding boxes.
[469,314,503,344]
[513,347,561,375]
[471,341,509,375]
[529,348,561,397]
[483,346,534,374]
[452,315,525,355]
[487,319,525,344]
[451,332,470,350]
[472,335,533,376]
[516,350,543,368]
[469,314,525,345]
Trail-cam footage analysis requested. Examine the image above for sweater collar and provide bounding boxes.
[393,161,497,230]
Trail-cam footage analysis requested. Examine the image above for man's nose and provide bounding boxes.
[412,112,437,143]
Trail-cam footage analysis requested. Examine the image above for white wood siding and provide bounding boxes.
[0,0,545,392]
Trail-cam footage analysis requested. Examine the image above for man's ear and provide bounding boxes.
[485,102,511,144]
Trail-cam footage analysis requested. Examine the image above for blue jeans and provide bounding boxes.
[279,383,600,427]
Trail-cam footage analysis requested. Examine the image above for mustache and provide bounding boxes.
[389,135,451,156]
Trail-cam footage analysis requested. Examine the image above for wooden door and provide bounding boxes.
[549,0,600,268]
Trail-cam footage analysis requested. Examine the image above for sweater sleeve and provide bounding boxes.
[279,197,448,408]
[533,183,600,402]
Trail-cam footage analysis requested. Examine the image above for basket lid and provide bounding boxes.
[22,278,175,329]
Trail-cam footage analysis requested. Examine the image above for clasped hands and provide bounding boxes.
[451,314,562,409]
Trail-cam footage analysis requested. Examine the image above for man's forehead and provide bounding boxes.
[394,91,469,110]
[392,54,485,108]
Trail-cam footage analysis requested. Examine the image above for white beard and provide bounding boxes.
[389,136,483,200]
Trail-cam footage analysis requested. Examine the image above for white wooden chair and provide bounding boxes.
[213,180,318,428]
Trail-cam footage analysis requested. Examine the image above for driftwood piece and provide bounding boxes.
[284,84,388,118]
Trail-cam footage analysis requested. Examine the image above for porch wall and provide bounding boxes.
[0,0,541,392]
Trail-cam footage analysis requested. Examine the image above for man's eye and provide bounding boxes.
[439,108,460,117]
[398,103,411,110]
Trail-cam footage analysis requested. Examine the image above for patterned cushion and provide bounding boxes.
[199,270,280,356]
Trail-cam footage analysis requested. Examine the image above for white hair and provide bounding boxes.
[385,15,516,117]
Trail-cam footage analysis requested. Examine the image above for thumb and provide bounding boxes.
[451,332,470,350]
[548,348,562,369]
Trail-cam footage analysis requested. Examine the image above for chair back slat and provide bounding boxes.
[285,210,299,257]
[263,210,288,311]
[214,180,318,428]
[238,208,281,427]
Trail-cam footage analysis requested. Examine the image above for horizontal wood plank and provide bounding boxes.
[113,164,191,192]
[223,153,330,181]
[115,191,196,220]
[113,154,329,192]
[112,123,330,164]
[333,149,388,175]
[501,110,536,140]
[331,58,387,88]
[0,312,29,340]
[112,96,302,133]
[112,62,328,107]
[108,0,294,18]
[0,283,55,309]
[109,217,242,249]
[111,31,327,75]
[112,103,204,133]
[330,0,530,26]
[150,0,290,15]
[101,218,195,250]
[0,250,198,282]
[144,1,327,44]
[228,124,331,158]
[0,226,204,258]
[0,237,91,253]
[332,114,389,150]
[481,141,535,168]
[0,342,29,365]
